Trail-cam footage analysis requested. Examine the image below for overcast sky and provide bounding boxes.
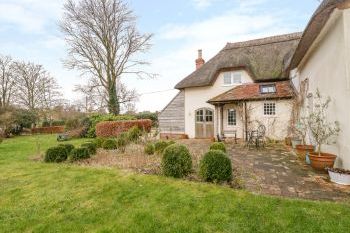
[0,0,320,112]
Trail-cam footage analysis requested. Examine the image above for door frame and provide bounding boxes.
[195,108,214,139]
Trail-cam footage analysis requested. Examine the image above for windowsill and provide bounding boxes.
[222,83,242,87]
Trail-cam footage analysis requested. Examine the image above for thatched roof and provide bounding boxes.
[290,0,350,69]
[175,33,302,89]
[208,81,295,104]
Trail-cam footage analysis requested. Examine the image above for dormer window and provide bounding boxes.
[223,72,242,86]
[260,84,276,94]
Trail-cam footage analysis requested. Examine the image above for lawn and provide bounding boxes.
[0,135,349,232]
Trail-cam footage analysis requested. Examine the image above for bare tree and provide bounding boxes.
[74,78,138,113]
[0,55,16,109]
[60,0,153,114]
[14,61,61,112]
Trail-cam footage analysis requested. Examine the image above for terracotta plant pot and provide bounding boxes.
[309,152,337,171]
[295,145,314,161]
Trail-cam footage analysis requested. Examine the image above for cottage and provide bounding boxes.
[159,33,301,141]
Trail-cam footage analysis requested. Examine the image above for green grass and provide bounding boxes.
[0,135,349,232]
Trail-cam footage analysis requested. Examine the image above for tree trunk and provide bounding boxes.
[107,85,119,115]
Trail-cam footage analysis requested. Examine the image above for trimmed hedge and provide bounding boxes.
[162,144,192,178]
[44,146,68,163]
[199,150,232,183]
[81,142,97,155]
[69,147,90,161]
[144,143,155,155]
[209,142,226,153]
[58,144,75,154]
[32,126,65,134]
[154,140,175,154]
[96,119,152,138]
[102,139,117,150]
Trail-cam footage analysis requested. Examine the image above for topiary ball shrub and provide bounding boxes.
[199,150,232,183]
[81,142,97,155]
[144,143,155,155]
[69,147,90,161]
[128,126,142,143]
[209,142,227,153]
[58,143,75,154]
[154,140,176,154]
[44,146,68,163]
[102,139,117,150]
[94,138,105,148]
[162,144,192,178]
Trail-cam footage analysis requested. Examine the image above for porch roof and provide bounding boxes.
[208,81,295,104]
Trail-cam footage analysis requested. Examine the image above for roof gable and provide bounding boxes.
[175,32,302,89]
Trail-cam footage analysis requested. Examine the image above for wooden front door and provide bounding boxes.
[195,108,214,138]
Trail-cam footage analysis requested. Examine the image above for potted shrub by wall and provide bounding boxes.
[307,90,340,171]
[327,168,350,185]
[294,117,314,161]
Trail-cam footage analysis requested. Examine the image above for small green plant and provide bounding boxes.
[58,144,75,154]
[144,143,155,155]
[94,138,105,148]
[200,150,232,183]
[128,126,142,142]
[154,140,175,154]
[69,147,90,161]
[116,133,129,152]
[162,144,192,178]
[102,139,117,150]
[209,142,226,153]
[81,142,97,155]
[44,146,68,163]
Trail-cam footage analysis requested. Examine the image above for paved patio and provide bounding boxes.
[227,143,350,201]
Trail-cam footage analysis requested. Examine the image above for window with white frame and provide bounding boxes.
[223,72,242,85]
[227,109,237,126]
[263,103,276,116]
[260,84,276,94]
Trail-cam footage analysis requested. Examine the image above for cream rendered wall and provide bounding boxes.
[247,100,294,140]
[295,9,350,169]
[184,70,253,138]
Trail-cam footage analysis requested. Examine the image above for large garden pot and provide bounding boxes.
[328,168,350,185]
[295,145,314,161]
[309,152,337,171]
[291,138,302,149]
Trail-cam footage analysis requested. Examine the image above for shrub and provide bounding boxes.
[66,127,86,139]
[86,114,136,138]
[32,126,65,134]
[95,119,152,138]
[154,140,175,154]
[128,126,142,142]
[58,144,75,154]
[116,133,128,152]
[162,144,192,178]
[102,139,117,150]
[199,150,232,183]
[44,146,68,163]
[69,147,90,161]
[209,142,226,153]
[94,138,105,148]
[81,142,97,155]
[65,118,81,130]
[144,143,155,155]
[136,111,158,127]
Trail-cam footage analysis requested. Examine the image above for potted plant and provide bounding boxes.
[327,168,350,185]
[294,117,314,161]
[307,90,340,171]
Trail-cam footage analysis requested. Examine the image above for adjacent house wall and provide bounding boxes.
[184,70,253,138]
[295,9,350,169]
[158,91,186,138]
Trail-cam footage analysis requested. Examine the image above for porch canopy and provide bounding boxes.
[207,80,295,140]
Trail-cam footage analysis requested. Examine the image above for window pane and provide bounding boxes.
[228,109,236,126]
[223,72,232,85]
[233,73,242,84]
[206,110,213,122]
[196,110,204,122]
[260,84,276,94]
[264,103,276,115]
